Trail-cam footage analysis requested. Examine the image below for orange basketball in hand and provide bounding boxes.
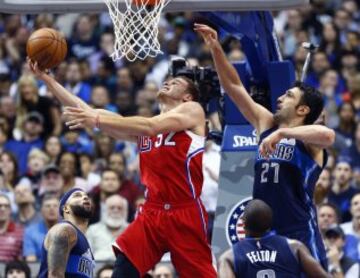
[132,0,160,6]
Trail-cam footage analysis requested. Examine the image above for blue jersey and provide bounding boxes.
[38,221,95,278]
[233,232,301,278]
[254,127,327,267]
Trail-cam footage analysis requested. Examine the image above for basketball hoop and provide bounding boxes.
[103,0,171,61]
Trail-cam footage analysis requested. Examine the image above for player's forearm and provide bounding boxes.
[278,125,335,148]
[42,75,90,110]
[211,44,243,92]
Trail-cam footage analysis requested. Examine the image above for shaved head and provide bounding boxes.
[243,199,273,236]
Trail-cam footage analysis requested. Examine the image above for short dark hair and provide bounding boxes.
[178,76,200,102]
[243,199,273,234]
[5,261,31,278]
[41,193,60,207]
[318,202,341,223]
[294,81,324,125]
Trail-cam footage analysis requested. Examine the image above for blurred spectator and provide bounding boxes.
[334,101,356,142]
[0,169,15,212]
[65,60,92,103]
[18,148,49,190]
[90,169,141,223]
[0,151,19,188]
[319,22,342,66]
[328,160,357,222]
[57,151,87,193]
[340,51,359,82]
[153,263,175,278]
[318,203,340,236]
[44,135,62,164]
[115,90,136,116]
[91,85,117,112]
[94,133,115,162]
[108,152,142,208]
[0,95,17,134]
[314,168,332,205]
[4,260,31,278]
[68,14,98,59]
[23,194,59,262]
[89,32,117,74]
[0,194,23,262]
[13,184,40,227]
[0,74,12,96]
[61,129,93,155]
[339,122,360,186]
[334,9,353,43]
[341,193,360,238]
[14,74,61,138]
[324,225,360,277]
[38,165,64,200]
[79,153,101,192]
[87,195,129,261]
[305,51,331,89]
[96,264,113,278]
[4,112,44,175]
[345,73,360,117]
[116,68,134,93]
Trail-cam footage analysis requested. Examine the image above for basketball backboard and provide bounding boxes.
[0,0,308,13]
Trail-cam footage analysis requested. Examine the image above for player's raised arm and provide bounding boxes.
[290,240,331,278]
[45,223,77,278]
[63,101,205,137]
[27,58,91,111]
[194,23,273,132]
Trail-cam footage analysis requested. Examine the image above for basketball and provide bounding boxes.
[132,0,160,6]
[26,28,67,70]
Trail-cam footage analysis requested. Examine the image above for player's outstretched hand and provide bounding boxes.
[194,23,220,50]
[63,106,98,130]
[259,130,283,159]
[27,57,49,79]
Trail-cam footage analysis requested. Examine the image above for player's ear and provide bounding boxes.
[63,204,70,216]
[296,105,310,117]
[183,93,193,102]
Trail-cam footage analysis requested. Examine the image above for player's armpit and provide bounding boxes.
[294,241,331,278]
[218,249,236,278]
[47,223,77,278]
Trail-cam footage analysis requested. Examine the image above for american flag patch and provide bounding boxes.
[226,197,252,246]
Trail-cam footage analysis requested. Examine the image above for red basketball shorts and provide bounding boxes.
[113,198,217,277]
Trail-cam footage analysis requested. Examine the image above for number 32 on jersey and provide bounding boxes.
[139,132,176,152]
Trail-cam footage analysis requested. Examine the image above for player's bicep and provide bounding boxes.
[47,224,77,277]
[151,102,205,134]
[297,242,330,278]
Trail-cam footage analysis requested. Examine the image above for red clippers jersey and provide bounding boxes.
[138,130,205,202]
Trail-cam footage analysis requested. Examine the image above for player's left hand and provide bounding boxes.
[63,106,97,130]
[259,130,283,159]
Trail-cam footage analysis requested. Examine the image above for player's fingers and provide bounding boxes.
[65,119,82,127]
[64,106,83,114]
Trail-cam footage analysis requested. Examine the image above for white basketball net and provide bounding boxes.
[103,0,171,61]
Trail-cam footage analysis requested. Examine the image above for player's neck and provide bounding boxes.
[66,216,88,234]
[278,118,303,129]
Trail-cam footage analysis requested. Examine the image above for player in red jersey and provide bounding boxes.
[28,59,217,278]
